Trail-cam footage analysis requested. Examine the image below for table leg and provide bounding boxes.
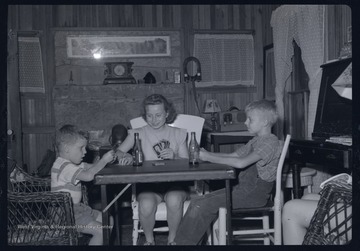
[101,185,110,245]
[113,194,121,245]
[214,143,220,152]
[225,179,232,245]
[291,163,302,199]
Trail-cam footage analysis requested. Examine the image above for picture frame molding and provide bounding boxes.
[66,35,171,58]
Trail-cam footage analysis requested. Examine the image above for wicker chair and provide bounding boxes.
[9,158,51,193]
[8,157,89,204]
[8,191,79,245]
[7,158,89,245]
[302,178,352,245]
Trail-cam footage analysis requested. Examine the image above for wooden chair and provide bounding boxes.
[129,114,205,245]
[214,134,291,245]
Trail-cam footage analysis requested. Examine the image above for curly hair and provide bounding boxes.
[55,124,88,153]
[245,99,278,126]
[141,94,177,124]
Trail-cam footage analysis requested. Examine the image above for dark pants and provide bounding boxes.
[174,166,274,245]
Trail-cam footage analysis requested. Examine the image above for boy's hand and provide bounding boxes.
[102,150,116,164]
[199,148,209,161]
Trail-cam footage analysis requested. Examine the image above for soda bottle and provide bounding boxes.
[188,132,200,166]
[132,133,144,166]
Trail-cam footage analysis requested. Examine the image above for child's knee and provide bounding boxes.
[94,226,103,236]
[82,221,103,236]
[95,211,102,223]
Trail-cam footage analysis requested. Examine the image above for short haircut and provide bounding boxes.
[245,99,278,126]
[141,94,177,124]
[55,124,88,153]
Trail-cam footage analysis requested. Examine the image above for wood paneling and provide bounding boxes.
[7,4,351,170]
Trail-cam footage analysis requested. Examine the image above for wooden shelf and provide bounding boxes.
[195,85,257,94]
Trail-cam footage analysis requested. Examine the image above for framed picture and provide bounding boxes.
[66,35,171,58]
[263,44,276,100]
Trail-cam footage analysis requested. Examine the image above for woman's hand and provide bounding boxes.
[117,152,133,165]
[102,150,116,164]
[159,148,175,160]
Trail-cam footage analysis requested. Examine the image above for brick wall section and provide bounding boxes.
[53,83,185,144]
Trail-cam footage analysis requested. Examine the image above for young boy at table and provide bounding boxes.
[51,124,116,245]
[174,99,284,245]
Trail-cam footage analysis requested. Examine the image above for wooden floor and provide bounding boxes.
[107,206,264,246]
[89,185,268,246]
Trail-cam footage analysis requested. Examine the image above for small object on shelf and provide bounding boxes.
[103,62,136,85]
[203,99,221,132]
[143,72,156,83]
[174,71,181,83]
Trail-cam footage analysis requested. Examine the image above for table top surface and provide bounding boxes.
[208,131,254,136]
[94,159,236,185]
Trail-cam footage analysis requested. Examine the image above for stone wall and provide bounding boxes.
[53,83,185,144]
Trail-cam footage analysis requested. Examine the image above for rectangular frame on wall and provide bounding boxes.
[263,44,276,100]
[66,35,171,58]
[54,29,182,85]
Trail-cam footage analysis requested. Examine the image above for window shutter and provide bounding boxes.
[18,37,45,93]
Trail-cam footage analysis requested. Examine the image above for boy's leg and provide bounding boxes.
[81,220,104,245]
[174,189,226,245]
[164,189,188,244]
[74,204,104,245]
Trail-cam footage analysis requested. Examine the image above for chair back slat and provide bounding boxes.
[274,134,291,245]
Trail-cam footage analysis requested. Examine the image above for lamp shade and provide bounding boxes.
[203,99,221,113]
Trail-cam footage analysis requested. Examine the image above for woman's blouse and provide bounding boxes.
[129,124,188,161]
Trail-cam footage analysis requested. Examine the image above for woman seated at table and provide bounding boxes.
[115,94,189,245]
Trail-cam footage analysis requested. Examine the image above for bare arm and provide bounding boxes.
[199,148,261,169]
[117,134,134,154]
[115,134,134,165]
[77,150,115,181]
[200,148,240,158]
[175,139,189,159]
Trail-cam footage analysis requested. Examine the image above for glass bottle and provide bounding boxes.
[188,132,200,166]
[132,133,143,166]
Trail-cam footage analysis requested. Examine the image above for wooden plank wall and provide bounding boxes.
[7,4,350,172]
[326,5,352,60]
